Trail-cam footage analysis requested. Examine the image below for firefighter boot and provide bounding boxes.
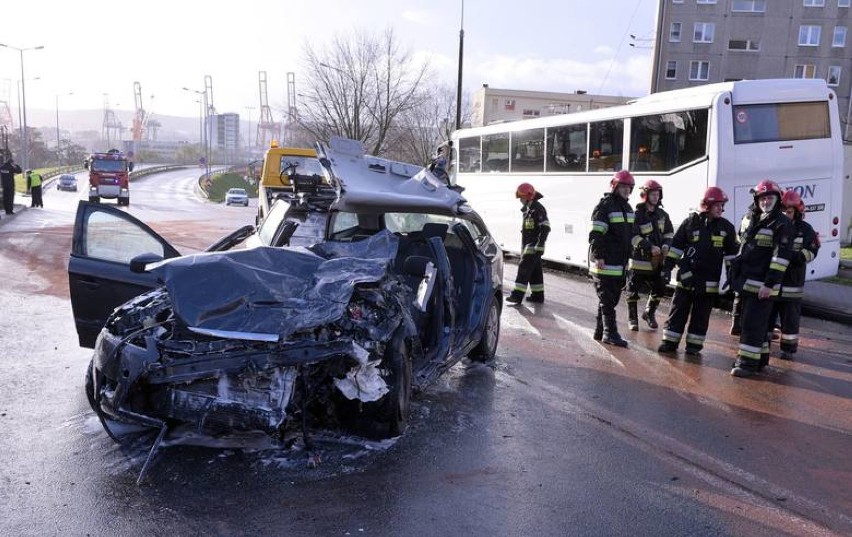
[627,301,639,332]
[526,292,544,303]
[602,316,628,348]
[593,311,603,341]
[506,290,524,305]
[657,341,678,354]
[642,300,659,329]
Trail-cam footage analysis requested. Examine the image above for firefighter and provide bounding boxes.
[589,170,635,347]
[657,187,738,355]
[771,190,819,360]
[626,179,673,331]
[730,180,794,378]
[1,156,22,215]
[728,206,754,336]
[507,183,550,304]
[26,170,44,208]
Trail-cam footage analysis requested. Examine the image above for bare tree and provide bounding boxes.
[386,84,471,166]
[298,29,430,155]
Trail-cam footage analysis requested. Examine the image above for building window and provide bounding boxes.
[803,0,825,6]
[689,61,710,80]
[697,0,717,3]
[732,0,766,11]
[505,99,516,111]
[827,66,841,86]
[666,61,677,79]
[798,25,821,46]
[833,26,847,47]
[728,39,761,51]
[522,109,541,118]
[794,64,817,78]
[840,0,851,8]
[670,22,682,42]
[672,0,683,3]
[694,22,715,43]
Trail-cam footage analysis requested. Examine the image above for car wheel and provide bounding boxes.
[469,294,501,362]
[350,329,412,439]
[84,359,97,413]
[89,196,100,203]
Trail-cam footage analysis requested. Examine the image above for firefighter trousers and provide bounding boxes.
[512,253,544,297]
[771,300,802,354]
[661,288,713,351]
[737,294,774,369]
[595,275,625,328]
[626,271,666,308]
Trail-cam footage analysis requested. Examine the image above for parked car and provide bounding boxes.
[56,174,78,192]
[224,187,249,206]
[68,137,503,450]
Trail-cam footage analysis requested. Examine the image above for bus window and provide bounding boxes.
[733,102,830,144]
[589,120,624,172]
[458,136,481,173]
[547,124,586,172]
[630,109,708,172]
[511,128,545,173]
[483,133,510,172]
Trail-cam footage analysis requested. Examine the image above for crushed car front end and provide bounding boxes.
[87,233,420,440]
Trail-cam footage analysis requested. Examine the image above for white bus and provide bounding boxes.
[451,79,844,280]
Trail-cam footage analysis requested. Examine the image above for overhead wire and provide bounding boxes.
[598,0,646,94]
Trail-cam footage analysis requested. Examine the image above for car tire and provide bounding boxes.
[84,359,97,414]
[347,329,412,439]
[89,196,100,203]
[469,295,501,362]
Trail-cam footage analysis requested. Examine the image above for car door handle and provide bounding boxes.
[78,278,101,289]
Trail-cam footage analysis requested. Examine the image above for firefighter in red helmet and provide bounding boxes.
[588,170,635,347]
[729,180,794,378]
[770,189,819,359]
[626,179,673,331]
[658,187,738,355]
[507,183,551,304]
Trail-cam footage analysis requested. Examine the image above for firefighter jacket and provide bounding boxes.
[629,202,674,273]
[730,208,794,296]
[520,192,550,256]
[665,212,738,294]
[778,218,819,300]
[589,193,634,277]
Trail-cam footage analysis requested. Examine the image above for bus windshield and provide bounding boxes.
[732,102,830,144]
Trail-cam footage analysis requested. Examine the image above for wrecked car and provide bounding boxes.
[69,136,504,453]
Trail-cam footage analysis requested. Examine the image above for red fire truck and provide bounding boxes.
[84,149,134,205]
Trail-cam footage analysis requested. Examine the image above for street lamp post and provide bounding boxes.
[183,86,210,179]
[55,92,74,166]
[0,43,45,171]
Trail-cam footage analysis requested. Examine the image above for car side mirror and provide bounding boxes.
[129,252,164,273]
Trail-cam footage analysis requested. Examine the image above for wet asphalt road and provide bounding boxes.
[0,171,850,536]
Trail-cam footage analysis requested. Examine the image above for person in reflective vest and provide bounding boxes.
[729,180,794,378]
[657,187,738,355]
[588,170,635,347]
[26,170,44,208]
[771,190,819,359]
[507,183,550,304]
[626,179,673,331]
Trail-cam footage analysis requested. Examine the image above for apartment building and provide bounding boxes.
[651,0,852,140]
[470,85,633,127]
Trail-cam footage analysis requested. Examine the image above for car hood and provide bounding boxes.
[149,231,399,341]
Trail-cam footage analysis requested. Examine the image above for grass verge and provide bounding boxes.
[206,173,258,203]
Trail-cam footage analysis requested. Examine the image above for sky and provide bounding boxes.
[1,0,658,122]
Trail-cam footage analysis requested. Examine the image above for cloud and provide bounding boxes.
[594,45,615,56]
[465,54,653,99]
[402,9,434,25]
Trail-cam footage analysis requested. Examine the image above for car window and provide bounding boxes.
[85,211,166,263]
[257,200,289,245]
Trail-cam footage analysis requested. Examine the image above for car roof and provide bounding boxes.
[61,174,76,179]
[320,137,470,216]
[228,188,246,192]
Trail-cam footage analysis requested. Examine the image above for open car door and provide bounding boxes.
[68,201,181,348]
